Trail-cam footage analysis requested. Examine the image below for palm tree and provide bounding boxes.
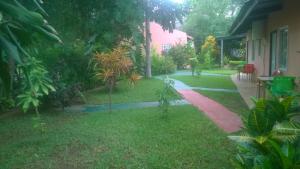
[0,0,61,97]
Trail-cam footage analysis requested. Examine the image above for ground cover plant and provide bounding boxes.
[171,74,249,117]
[84,78,180,105]
[196,90,249,117]
[0,105,236,169]
[202,69,237,75]
[171,75,237,89]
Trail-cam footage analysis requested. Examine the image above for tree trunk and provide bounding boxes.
[145,1,152,78]
[108,81,113,113]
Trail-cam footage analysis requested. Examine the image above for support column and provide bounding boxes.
[221,39,224,67]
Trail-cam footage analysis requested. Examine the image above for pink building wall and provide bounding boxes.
[150,22,191,54]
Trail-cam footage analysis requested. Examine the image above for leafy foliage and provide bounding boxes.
[189,57,200,76]
[17,57,55,115]
[167,43,196,69]
[0,0,60,98]
[157,77,175,118]
[92,45,134,111]
[200,36,219,68]
[183,0,246,50]
[144,0,188,77]
[151,49,177,75]
[229,97,300,169]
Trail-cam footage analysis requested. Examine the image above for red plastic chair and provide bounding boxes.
[239,64,255,80]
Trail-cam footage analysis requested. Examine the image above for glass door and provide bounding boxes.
[270,31,277,75]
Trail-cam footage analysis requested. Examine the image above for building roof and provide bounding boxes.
[230,0,283,35]
[217,34,246,41]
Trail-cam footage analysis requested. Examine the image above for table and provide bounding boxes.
[257,76,274,98]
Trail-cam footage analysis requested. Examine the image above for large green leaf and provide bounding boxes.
[0,58,11,97]
[247,107,275,136]
[0,35,21,63]
[272,122,300,142]
[0,1,44,26]
[32,0,48,16]
[5,24,30,57]
[33,26,62,43]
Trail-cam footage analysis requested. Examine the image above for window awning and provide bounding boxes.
[230,0,283,35]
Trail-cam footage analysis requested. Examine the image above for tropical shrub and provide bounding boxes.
[129,73,142,87]
[92,45,134,111]
[189,57,199,76]
[119,39,145,75]
[38,40,96,89]
[229,97,300,169]
[157,77,175,118]
[224,56,230,66]
[199,36,218,68]
[46,82,86,110]
[167,44,196,69]
[152,49,176,75]
[0,1,60,99]
[17,57,55,116]
[0,98,15,113]
[229,60,246,69]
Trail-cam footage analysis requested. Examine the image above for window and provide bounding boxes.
[258,39,262,57]
[270,31,277,75]
[162,44,172,52]
[252,40,255,61]
[279,28,288,70]
[246,41,249,61]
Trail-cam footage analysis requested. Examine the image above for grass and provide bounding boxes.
[85,78,180,104]
[195,90,249,117]
[0,106,235,169]
[202,69,237,75]
[170,75,237,89]
[171,75,249,117]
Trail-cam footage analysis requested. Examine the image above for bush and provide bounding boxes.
[167,44,196,69]
[199,36,219,68]
[189,57,199,76]
[157,77,175,118]
[229,97,300,169]
[35,39,97,109]
[224,56,230,65]
[92,45,135,111]
[152,49,176,75]
[229,60,246,69]
[38,40,96,90]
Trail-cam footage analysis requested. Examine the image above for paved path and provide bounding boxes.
[166,76,243,133]
[172,70,230,77]
[156,77,238,93]
[66,99,190,113]
[231,74,256,109]
[177,90,242,133]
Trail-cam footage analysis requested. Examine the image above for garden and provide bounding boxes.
[1,0,300,169]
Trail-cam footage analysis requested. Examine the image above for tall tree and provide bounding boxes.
[183,0,245,51]
[42,0,185,78]
[144,0,187,78]
[43,0,145,50]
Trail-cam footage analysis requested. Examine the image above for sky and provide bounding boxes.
[171,0,185,4]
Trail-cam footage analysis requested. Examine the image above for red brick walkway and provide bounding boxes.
[177,89,243,133]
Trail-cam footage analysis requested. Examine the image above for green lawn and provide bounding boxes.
[85,78,180,104]
[171,75,237,89]
[171,75,249,117]
[196,90,249,117]
[202,69,237,75]
[0,106,235,169]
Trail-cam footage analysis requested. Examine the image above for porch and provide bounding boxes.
[231,74,257,109]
